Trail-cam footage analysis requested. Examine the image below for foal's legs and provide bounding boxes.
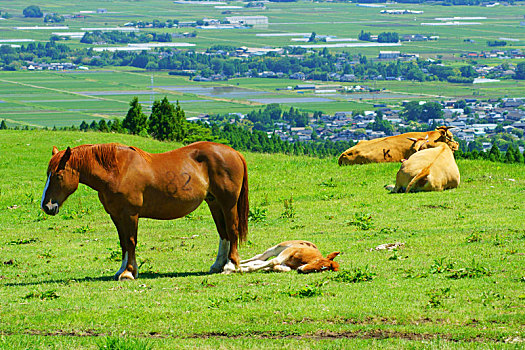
[240,244,288,264]
[110,213,139,280]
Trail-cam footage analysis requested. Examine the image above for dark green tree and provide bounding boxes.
[79,120,89,132]
[110,118,124,133]
[402,101,424,121]
[148,97,186,141]
[98,119,109,132]
[488,144,501,162]
[515,62,525,80]
[123,97,148,135]
[421,102,444,122]
[504,145,516,163]
[0,120,7,129]
[23,5,43,18]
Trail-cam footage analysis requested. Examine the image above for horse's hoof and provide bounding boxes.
[118,270,136,281]
[209,266,222,274]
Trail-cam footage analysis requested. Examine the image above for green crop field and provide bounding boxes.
[0,130,524,349]
[2,1,524,52]
[1,1,525,127]
[4,67,525,129]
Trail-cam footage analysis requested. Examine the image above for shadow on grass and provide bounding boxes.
[3,271,209,287]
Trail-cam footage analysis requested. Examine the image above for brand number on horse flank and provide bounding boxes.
[166,171,192,194]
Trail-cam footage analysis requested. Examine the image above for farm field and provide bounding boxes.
[3,68,525,128]
[0,130,524,348]
[2,1,525,53]
[2,1,525,127]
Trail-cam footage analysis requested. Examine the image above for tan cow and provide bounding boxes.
[390,142,460,193]
[223,240,340,274]
[338,126,458,166]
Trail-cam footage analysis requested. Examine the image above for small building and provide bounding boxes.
[378,51,400,59]
[294,84,315,90]
[225,16,268,27]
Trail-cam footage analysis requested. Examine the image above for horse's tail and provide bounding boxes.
[237,153,249,244]
[406,166,430,193]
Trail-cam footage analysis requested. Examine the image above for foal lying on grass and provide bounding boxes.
[223,240,340,274]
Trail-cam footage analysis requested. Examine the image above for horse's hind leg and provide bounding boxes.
[222,205,240,267]
[207,200,231,273]
[110,213,139,281]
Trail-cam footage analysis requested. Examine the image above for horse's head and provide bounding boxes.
[297,251,340,274]
[41,146,79,216]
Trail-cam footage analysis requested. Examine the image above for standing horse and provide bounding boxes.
[40,142,249,280]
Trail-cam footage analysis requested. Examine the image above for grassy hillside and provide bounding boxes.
[0,130,524,349]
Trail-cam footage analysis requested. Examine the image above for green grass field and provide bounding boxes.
[0,130,523,349]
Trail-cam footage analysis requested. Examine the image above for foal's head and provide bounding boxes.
[297,251,340,274]
[41,146,79,215]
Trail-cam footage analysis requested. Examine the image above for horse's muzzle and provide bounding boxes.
[42,202,59,216]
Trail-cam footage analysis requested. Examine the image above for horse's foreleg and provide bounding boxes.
[110,214,139,281]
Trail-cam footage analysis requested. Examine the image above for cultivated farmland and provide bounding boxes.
[1,1,525,127]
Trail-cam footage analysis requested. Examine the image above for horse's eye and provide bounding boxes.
[57,174,63,181]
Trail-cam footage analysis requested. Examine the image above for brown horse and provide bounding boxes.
[40,142,249,280]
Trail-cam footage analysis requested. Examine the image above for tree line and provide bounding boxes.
[73,97,353,158]
[1,40,487,84]
[80,31,174,45]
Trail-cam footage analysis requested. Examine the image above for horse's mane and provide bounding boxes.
[49,143,152,173]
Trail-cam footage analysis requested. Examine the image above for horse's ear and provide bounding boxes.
[57,147,72,170]
[52,146,59,155]
[63,147,72,161]
[326,251,340,260]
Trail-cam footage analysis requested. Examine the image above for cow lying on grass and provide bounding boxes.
[388,142,460,193]
[338,126,458,165]
[223,240,340,274]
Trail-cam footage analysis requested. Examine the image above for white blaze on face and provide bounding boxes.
[41,174,51,209]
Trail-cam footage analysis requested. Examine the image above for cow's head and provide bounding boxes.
[338,146,368,166]
[297,252,340,273]
[406,135,430,157]
[435,126,459,151]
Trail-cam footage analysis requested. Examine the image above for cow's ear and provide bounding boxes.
[52,146,59,155]
[327,251,340,260]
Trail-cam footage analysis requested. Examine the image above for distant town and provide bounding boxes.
[193,96,525,153]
